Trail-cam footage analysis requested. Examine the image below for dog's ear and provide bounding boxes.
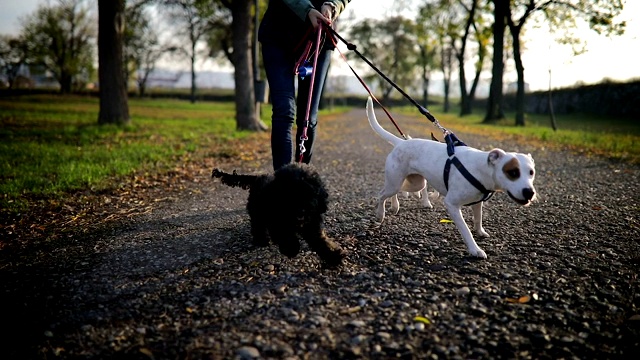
[487,149,506,165]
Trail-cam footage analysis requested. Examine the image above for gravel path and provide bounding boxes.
[2,107,639,359]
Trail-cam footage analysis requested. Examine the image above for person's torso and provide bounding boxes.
[259,0,329,50]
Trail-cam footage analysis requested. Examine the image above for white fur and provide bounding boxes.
[366,97,536,258]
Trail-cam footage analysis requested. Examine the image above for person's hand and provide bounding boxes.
[308,8,331,29]
[320,3,335,20]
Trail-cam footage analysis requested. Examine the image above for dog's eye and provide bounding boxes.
[507,169,520,179]
[530,170,534,176]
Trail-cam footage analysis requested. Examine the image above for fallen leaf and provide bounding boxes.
[139,347,155,359]
[413,316,431,324]
[340,306,362,315]
[505,295,531,304]
[439,219,453,223]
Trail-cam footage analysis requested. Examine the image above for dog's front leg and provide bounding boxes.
[444,200,487,259]
[471,202,490,238]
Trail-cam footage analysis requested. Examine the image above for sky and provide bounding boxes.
[1,0,638,91]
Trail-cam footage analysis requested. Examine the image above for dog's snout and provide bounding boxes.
[523,187,535,201]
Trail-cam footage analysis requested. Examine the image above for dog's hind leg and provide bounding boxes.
[471,202,490,238]
[389,194,400,215]
[376,176,404,223]
[444,199,487,259]
[419,187,433,209]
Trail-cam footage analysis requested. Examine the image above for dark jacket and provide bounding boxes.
[258,0,347,52]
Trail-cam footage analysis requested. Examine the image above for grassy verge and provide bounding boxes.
[399,104,640,163]
[1,94,637,216]
[0,95,266,213]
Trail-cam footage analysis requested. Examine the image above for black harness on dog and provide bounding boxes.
[443,133,495,206]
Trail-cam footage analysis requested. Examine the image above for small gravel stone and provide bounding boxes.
[236,346,260,359]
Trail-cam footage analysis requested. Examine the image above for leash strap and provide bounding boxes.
[443,134,494,205]
[297,27,323,163]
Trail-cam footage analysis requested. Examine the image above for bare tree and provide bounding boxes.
[124,3,164,97]
[161,0,214,104]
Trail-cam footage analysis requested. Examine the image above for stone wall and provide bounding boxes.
[508,80,640,119]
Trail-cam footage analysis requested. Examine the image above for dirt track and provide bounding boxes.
[1,107,639,359]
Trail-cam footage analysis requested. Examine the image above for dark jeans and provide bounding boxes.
[262,42,332,171]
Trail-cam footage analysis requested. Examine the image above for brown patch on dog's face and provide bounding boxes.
[502,157,521,181]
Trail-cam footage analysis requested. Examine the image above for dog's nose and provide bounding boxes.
[522,187,535,201]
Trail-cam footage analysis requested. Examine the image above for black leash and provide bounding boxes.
[322,23,448,134]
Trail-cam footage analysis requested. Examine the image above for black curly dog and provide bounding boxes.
[212,163,345,267]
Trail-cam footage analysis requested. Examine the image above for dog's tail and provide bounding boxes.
[212,168,257,190]
[366,96,403,147]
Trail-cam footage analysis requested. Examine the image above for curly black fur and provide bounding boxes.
[212,163,345,267]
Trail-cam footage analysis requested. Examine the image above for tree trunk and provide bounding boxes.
[458,0,478,117]
[98,0,130,125]
[484,0,507,123]
[441,47,452,113]
[458,53,469,116]
[190,49,196,104]
[60,72,73,94]
[510,25,526,126]
[420,47,430,108]
[548,68,557,131]
[443,79,450,113]
[231,0,266,131]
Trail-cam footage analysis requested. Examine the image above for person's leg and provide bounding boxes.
[262,44,296,171]
[295,49,332,164]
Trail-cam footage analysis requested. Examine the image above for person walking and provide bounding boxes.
[258,0,350,171]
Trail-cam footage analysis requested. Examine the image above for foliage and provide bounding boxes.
[0,35,30,89]
[19,0,96,93]
[348,16,420,102]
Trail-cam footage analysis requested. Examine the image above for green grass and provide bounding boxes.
[0,95,259,212]
[1,94,637,215]
[399,103,640,163]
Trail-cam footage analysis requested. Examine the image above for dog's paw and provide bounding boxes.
[470,248,488,259]
[475,228,490,238]
[421,198,433,209]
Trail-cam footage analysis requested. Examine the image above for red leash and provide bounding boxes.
[297,27,323,163]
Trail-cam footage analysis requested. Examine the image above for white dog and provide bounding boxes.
[366,97,536,258]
